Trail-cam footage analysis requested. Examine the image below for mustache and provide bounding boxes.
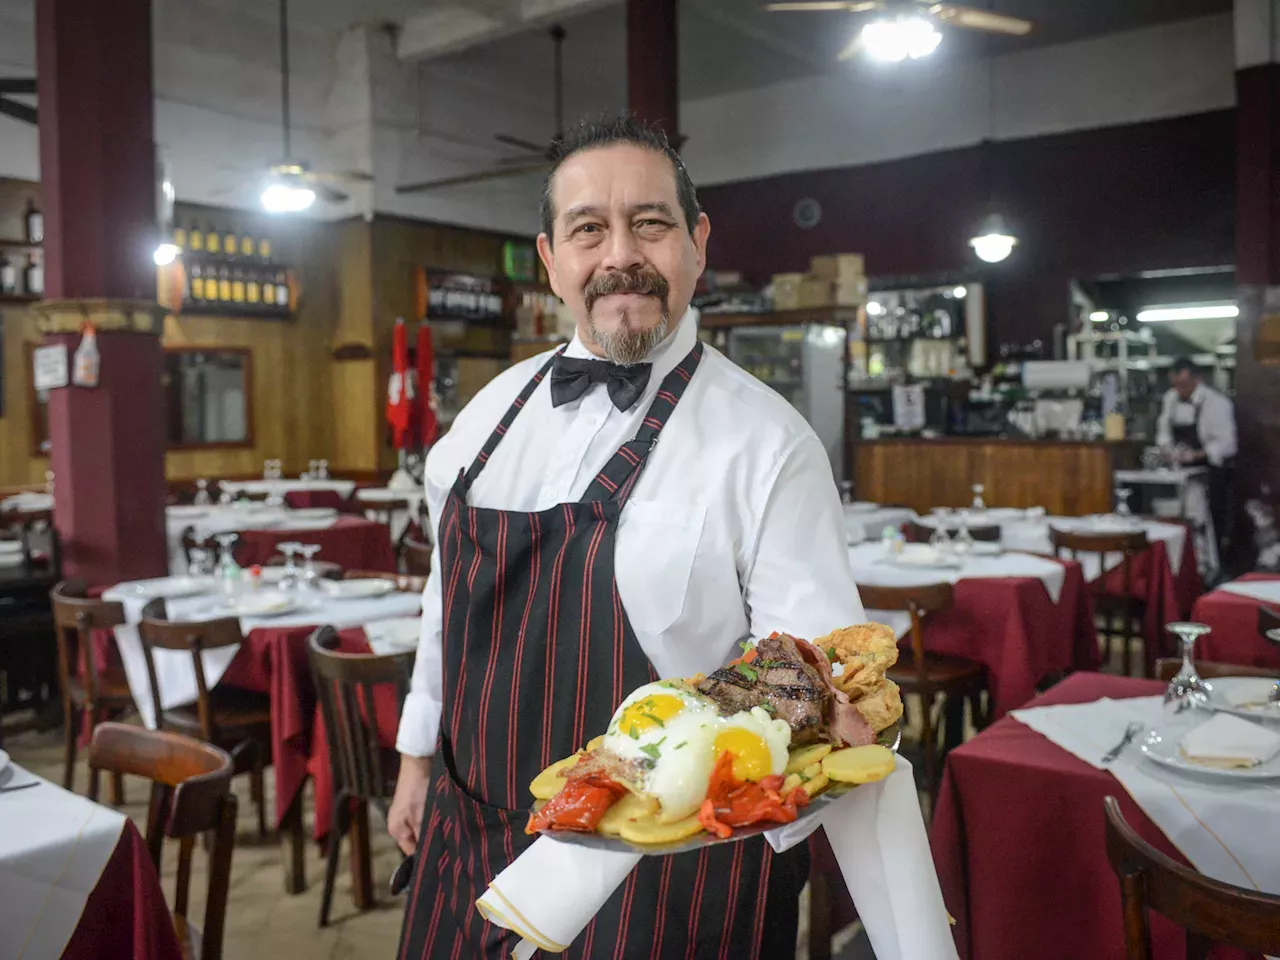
[583,267,670,313]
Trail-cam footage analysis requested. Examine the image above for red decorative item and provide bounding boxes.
[386,317,412,449]
[416,321,438,448]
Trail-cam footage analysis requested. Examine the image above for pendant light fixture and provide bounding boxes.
[968,2,1017,263]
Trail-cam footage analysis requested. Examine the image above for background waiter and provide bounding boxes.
[1157,357,1238,555]
[387,116,865,959]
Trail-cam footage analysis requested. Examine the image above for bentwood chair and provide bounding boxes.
[401,536,432,577]
[1103,796,1280,959]
[308,626,413,926]
[859,581,987,807]
[88,723,238,960]
[344,569,427,593]
[137,600,272,836]
[1050,528,1149,677]
[49,580,134,801]
[1153,659,1278,683]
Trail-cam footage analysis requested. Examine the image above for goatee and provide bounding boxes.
[583,266,672,366]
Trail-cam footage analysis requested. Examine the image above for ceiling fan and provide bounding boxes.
[396,25,568,195]
[0,78,36,126]
[257,0,372,210]
[765,1,1033,61]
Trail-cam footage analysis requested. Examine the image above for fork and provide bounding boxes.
[1102,721,1143,765]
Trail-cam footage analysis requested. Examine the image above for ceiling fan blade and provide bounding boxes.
[495,133,549,154]
[929,3,1033,35]
[313,181,350,204]
[0,97,37,126]
[397,162,553,194]
[0,79,36,94]
[764,2,878,10]
[307,169,374,184]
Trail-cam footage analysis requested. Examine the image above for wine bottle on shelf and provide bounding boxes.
[239,235,254,259]
[173,225,187,251]
[261,272,275,305]
[24,200,43,244]
[218,264,231,303]
[23,254,43,296]
[190,262,206,303]
[0,255,16,295]
[224,230,238,261]
[231,267,246,305]
[274,268,289,309]
[258,237,272,263]
[246,268,261,305]
[207,229,221,257]
[189,222,205,253]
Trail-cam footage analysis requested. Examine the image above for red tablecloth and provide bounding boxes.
[61,819,184,960]
[283,490,349,511]
[237,516,396,572]
[1095,528,1202,665]
[1192,574,1280,670]
[910,559,1099,718]
[931,672,1251,960]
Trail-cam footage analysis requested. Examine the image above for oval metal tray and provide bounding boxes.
[539,721,901,856]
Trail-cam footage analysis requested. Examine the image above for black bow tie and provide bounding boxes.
[550,355,653,411]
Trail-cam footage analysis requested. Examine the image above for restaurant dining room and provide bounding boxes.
[3,0,1280,958]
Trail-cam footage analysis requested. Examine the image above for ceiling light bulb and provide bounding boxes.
[860,17,941,62]
[969,212,1018,263]
[1135,304,1239,323]
[902,18,942,59]
[866,301,885,315]
[153,242,180,266]
[1089,310,1109,322]
[261,181,316,213]
[952,286,968,299]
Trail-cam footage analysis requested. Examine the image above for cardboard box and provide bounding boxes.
[798,277,835,309]
[771,272,806,310]
[810,253,865,282]
[835,274,868,306]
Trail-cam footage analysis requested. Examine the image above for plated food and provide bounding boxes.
[527,625,903,848]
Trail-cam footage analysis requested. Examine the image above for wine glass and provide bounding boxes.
[971,484,987,511]
[214,533,242,596]
[194,479,211,506]
[928,523,953,556]
[1115,487,1133,518]
[1163,622,1214,715]
[318,460,330,480]
[276,542,303,591]
[953,518,974,557]
[298,544,323,590]
[187,530,213,577]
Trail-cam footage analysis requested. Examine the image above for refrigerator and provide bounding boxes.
[727,324,846,481]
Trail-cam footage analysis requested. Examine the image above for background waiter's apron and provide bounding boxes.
[398,343,807,960]
[1172,400,1234,549]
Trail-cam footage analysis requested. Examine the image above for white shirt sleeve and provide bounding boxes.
[1155,390,1175,448]
[742,435,866,639]
[1199,390,1237,466]
[395,485,448,758]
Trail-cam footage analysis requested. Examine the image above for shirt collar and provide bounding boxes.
[563,306,698,385]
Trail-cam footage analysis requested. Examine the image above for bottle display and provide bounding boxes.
[167,218,296,317]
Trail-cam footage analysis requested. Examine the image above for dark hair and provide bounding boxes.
[539,115,700,244]
[1172,357,1200,377]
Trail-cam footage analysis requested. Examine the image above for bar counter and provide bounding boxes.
[852,437,1141,516]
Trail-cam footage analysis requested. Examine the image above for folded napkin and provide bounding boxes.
[476,756,958,960]
[1180,713,1280,768]
[1222,678,1280,714]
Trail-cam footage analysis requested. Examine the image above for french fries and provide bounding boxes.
[784,743,832,774]
[528,753,583,801]
[618,812,704,845]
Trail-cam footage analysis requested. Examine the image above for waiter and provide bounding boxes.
[388,116,864,959]
[1156,357,1237,550]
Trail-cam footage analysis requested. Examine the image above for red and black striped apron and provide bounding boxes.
[398,342,807,959]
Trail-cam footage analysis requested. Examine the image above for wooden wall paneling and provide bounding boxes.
[0,306,44,487]
[329,219,379,475]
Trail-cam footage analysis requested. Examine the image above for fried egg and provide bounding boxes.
[712,707,791,783]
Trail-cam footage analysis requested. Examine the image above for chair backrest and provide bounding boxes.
[1257,605,1280,642]
[1153,658,1279,683]
[307,627,412,805]
[367,498,410,526]
[1103,796,1280,959]
[402,536,432,577]
[88,722,237,960]
[905,520,1000,544]
[49,579,126,708]
[1050,527,1148,596]
[854,581,954,689]
[344,569,427,593]
[3,506,60,575]
[137,600,245,741]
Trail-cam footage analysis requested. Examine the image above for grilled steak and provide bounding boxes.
[697,633,827,743]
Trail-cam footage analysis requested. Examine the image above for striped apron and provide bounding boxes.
[397,341,807,959]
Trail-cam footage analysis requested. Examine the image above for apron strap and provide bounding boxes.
[581,341,705,503]
[461,345,567,489]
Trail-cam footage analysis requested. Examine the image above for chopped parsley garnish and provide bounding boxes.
[628,726,640,740]
[759,702,776,715]
[826,647,838,662]
[738,639,756,655]
[734,662,759,682]
[674,741,688,750]
[640,712,665,728]
[639,737,666,760]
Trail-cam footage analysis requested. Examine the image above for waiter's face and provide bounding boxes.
[538,144,710,364]
[1173,369,1197,401]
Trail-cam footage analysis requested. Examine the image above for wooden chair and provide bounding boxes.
[1258,605,1280,642]
[905,519,1000,544]
[1050,528,1149,677]
[49,580,134,800]
[344,569,427,593]
[401,536,432,577]
[859,581,985,806]
[364,498,411,530]
[88,722,238,960]
[308,626,414,926]
[1153,659,1279,682]
[137,601,272,836]
[1103,796,1280,959]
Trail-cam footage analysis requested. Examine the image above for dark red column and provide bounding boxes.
[34,0,167,584]
[627,0,680,144]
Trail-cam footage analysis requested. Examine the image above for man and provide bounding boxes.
[1156,357,1237,550]
[389,116,864,959]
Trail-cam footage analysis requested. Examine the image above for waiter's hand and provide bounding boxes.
[388,754,432,855]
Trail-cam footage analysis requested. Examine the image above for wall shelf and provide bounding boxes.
[0,239,41,251]
[699,306,862,329]
[0,293,39,304]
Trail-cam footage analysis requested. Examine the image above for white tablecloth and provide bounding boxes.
[0,763,126,960]
[1218,579,1280,605]
[356,488,425,541]
[1113,467,1207,485]
[164,505,342,575]
[848,542,1068,638]
[218,479,355,498]
[1012,696,1280,895]
[103,577,423,727]
[844,504,918,544]
[0,492,54,513]
[1000,516,1188,581]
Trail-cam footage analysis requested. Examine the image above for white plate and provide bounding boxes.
[1205,676,1280,722]
[124,576,216,600]
[320,578,396,600]
[1139,719,1280,781]
[217,592,300,618]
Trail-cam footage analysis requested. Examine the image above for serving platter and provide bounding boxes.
[540,721,901,856]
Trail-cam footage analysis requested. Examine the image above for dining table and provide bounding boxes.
[931,671,1276,960]
[1190,573,1280,670]
[217,478,356,500]
[99,575,422,894]
[355,487,425,541]
[847,541,1098,717]
[842,502,918,544]
[0,759,183,960]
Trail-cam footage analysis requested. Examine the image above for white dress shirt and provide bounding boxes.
[1155,383,1237,466]
[396,308,865,757]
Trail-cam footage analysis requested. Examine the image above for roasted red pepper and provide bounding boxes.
[525,775,626,835]
[697,751,809,840]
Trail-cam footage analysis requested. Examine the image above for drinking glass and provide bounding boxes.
[1163,622,1213,715]
[928,523,953,555]
[276,541,303,591]
[214,533,242,596]
[298,544,323,591]
[1115,487,1133,518]
[318,460,330,480]
[953,519,974,557]
[971,484,986,511]
[194,479,211,506]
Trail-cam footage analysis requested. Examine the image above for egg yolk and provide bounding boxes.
[713,729,773,782]
[618,694,684,737]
